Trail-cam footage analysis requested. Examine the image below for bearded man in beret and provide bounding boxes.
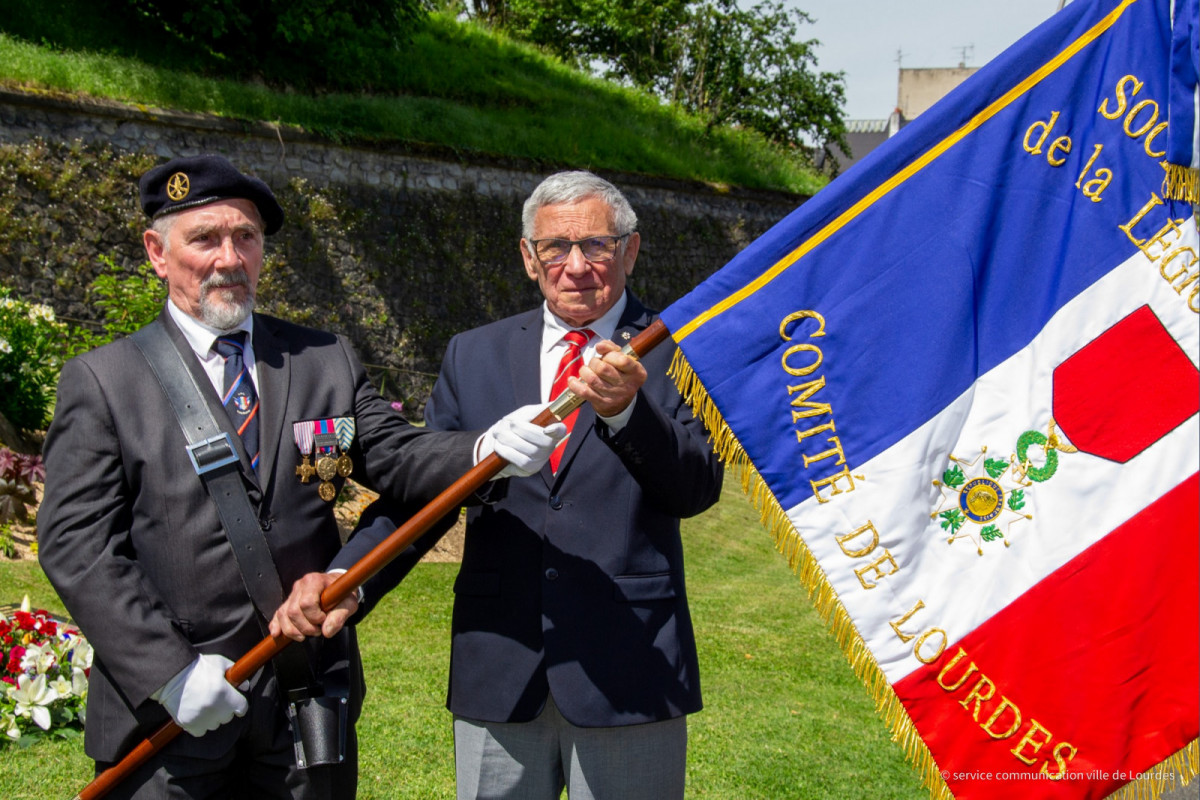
[38,154,564,799]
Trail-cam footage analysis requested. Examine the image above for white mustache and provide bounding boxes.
[203,272,250,291]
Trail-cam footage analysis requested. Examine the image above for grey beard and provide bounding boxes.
[199,276,255,330]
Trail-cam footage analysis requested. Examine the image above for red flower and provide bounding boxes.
[6,645,26,673]
[1,675,14,686]
[13,611,35,631]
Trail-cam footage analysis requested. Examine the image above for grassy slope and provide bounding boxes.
[0,12,825,195]
[0,483,926,798]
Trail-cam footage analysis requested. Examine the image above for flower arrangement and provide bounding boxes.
[1,596,92,744]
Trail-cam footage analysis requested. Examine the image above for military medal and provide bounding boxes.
[334,417,357,477]
[293,417,358,501]
[292,421,316,484]
[314,424,339,482]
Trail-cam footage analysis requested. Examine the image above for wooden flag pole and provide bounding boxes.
[73,319,670,800]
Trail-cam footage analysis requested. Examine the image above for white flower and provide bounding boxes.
[11,674,58,731]
[51,676,72,697]
[0,338,10,355]
[66,635,93,671]
[2,712,19,740]
[72,666,89,699]
[20,642,56,675]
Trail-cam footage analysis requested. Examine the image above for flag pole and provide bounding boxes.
[72,318,671,800]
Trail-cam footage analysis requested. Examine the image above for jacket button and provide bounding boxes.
[545,568,559,581]
[549,495,563,510]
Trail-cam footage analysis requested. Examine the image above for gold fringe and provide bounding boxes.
[1162,162,1199,203]
[1106,740,1199,800]
[668,350,955,800]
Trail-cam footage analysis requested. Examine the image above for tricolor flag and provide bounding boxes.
[659,0,1199,797]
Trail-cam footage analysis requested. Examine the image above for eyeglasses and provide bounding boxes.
[529,234,631,265]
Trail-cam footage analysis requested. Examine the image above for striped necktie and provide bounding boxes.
[548,328,593,474]
[214,332,260,471]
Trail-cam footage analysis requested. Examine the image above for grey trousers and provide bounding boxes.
[453,693,687,800]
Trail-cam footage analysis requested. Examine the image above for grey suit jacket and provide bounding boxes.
[38,309,476,761]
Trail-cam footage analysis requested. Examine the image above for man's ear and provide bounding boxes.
[144,229,170,280]
[520,239,540,282]
[621,232,641,276]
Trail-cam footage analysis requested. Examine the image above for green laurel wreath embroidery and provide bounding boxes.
[1016,430,1058,482]
[939,508,966,533]
[1007,489,1026,511]
[980,525,1004,542]
[984,458,1009,479]
[943,464,966,488]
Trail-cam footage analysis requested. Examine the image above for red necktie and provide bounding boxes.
[548,328,593,473]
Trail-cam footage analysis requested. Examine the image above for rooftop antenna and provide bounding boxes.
[954,44,975,68]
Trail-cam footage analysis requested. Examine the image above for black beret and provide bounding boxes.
[139,155,285,235]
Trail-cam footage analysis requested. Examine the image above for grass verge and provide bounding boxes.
[0,483,925,798]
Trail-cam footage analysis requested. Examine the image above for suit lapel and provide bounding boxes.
[509,309,544,409]
[251,314,290,492]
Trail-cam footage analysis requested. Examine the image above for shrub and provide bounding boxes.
[65,256,166,359]
[0,290,70,433]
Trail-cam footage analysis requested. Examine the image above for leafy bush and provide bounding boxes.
[0,448,44,533]
[0,291,71,433]
[66,256,166,359]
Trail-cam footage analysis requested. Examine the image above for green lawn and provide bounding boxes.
[0,482,927,798]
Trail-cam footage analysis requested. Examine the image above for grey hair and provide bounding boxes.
[149,213,177,253]
[521,171,637,240]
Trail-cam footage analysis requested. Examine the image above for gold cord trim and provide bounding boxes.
[1162,162,1200,204]
[669,350,954,800]
[1106,740,1199,800]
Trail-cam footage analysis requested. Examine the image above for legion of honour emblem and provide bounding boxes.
[931,418,1077,555]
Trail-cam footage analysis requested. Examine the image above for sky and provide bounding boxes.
[788,0,1067,119]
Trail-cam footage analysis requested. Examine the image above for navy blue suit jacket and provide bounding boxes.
[350,292,723,727]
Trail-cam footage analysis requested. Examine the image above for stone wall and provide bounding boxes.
[0,87,807,408]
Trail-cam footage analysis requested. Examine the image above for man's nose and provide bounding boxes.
[213,236,241,268]
[562,243,592,273]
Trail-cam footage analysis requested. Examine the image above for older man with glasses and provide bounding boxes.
[340,170,724,798]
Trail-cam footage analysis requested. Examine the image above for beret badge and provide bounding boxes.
[166,172,190,202]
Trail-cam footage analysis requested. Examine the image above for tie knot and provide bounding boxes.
[562,329,593,351]
[214,331,247,358]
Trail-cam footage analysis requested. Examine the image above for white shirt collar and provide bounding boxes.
[539,292,628,354]
[166,299,255,358]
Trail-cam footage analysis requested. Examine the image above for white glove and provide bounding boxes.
[156,653,248,737]
[477,404,568,478]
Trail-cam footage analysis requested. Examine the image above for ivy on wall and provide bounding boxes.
[0,136,780,413]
